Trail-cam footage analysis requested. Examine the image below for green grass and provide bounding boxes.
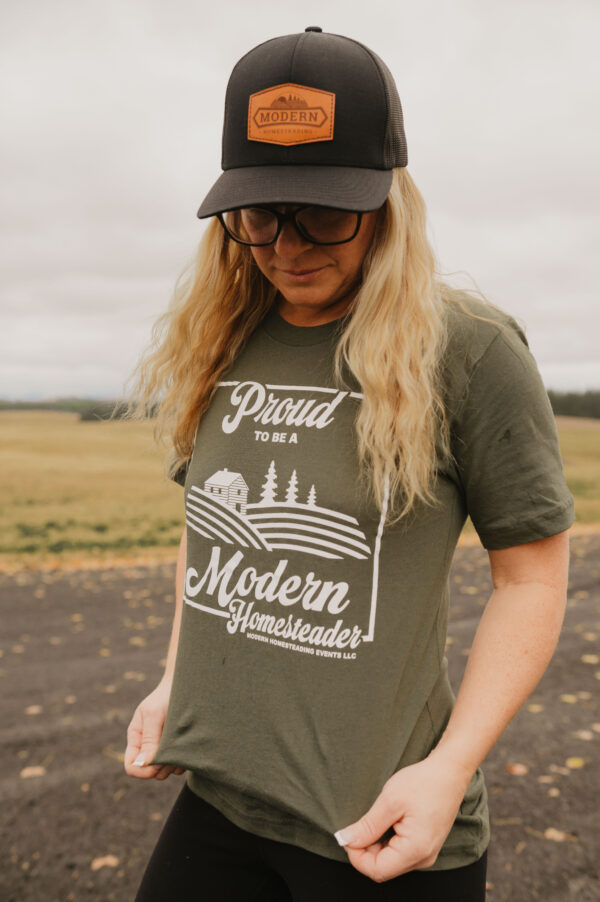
[0,411,183,568]
[1,411,598,568]
[555,416,600,524]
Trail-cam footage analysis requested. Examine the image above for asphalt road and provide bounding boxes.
[1,535,599,901]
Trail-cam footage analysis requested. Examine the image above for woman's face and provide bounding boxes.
[250,207,379,326]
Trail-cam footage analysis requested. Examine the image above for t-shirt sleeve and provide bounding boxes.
[169,458,189,487]
[451,326,575,550]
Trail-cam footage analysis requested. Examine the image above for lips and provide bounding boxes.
[279,266,327,282]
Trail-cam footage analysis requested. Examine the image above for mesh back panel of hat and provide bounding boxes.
[359,44,408,169]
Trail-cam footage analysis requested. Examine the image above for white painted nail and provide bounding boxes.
[133,755,146,767]
[334,830,349,847]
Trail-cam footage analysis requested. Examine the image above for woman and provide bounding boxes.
[124,27,574,901]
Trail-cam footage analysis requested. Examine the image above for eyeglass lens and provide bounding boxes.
[220,207,360,246]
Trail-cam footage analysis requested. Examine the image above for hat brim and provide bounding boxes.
[196,166,393,218]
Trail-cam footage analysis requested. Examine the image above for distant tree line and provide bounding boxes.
[547,390,600,419]
[1,393,599,420]
[78,401,130,421]
[77,401,159,420]
[0,398,93,413]
[0,398,131,420]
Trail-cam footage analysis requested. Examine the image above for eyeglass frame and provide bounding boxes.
[216,205,364,247]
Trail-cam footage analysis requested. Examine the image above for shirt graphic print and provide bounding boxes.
[182,377,388,662]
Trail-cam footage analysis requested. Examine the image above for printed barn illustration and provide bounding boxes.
[204,468,249,515]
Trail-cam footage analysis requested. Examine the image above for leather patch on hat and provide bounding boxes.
[248,83,335,146]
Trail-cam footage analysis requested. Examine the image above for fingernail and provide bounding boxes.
[133,755,146,767]
[334,829,350,847]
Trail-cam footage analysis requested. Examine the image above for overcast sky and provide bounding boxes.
[1,0,598,399]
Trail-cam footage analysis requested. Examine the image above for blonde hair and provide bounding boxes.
[126,168,488,526]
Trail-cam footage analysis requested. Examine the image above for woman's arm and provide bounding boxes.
[124,528,187,780]
[429,529,569,775]
[335,530,570,882]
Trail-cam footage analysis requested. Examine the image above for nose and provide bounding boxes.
[273,220,313,258]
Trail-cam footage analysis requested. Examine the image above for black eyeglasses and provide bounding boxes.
[217,205,363,247]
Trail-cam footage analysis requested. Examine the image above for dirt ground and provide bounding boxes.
[1,535,599,901]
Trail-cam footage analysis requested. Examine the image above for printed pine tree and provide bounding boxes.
[285,469,299,504]
[307,485,317,507]
[260,460,278,504]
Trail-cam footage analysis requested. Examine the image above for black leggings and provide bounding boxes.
[134,784,488,901]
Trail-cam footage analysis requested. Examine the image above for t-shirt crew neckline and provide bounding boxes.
[262,302,347,347]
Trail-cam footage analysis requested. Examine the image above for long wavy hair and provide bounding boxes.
[126,168,487,526]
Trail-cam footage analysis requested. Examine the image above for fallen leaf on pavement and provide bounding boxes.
[91,855,119,871]
[102,745,125,763]
[543,827,578,843]
[20,766,46,778]
[581,654,599,665]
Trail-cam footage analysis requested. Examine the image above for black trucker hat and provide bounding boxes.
[197,26,408,218]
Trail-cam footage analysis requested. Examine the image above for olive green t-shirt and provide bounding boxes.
[152,295,574,869]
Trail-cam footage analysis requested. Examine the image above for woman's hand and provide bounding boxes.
[124,679,185,781]
[333,533,570,884]
[334,750,471,883]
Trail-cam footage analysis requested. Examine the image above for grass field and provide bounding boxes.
[1,411,598,569]
[554,415,600,524]
[0,411,182,569]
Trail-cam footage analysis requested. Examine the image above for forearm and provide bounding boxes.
[160,529,186,685]
[336,536,570,877]
[430,578,567,783]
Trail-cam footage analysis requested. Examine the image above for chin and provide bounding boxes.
[280,292,340,310]
[277,279,343,302]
